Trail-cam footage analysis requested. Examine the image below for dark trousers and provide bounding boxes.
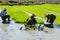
[49,18,56,24]
[2,15,10,22]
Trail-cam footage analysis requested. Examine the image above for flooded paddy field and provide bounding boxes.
[0,20,60,40]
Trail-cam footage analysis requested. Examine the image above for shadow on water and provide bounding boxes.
[54,24,60,29]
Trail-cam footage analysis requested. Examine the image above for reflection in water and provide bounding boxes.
[0,20,60,40]
[54,25,60,29]
[43,27,55,33]
[0,24,9,32]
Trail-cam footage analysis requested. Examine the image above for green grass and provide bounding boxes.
[0,4,60,24]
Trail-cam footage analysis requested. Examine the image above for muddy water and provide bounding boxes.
[0,20,60,40]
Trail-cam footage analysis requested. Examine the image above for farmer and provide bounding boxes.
[45,14,56,24]
[0,8,10,23]
[27,14,37,25]
[26,14,37,29]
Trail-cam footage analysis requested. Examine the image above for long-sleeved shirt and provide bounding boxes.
[0,10,6,17]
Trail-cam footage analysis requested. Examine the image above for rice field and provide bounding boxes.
[0,4,60,25]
